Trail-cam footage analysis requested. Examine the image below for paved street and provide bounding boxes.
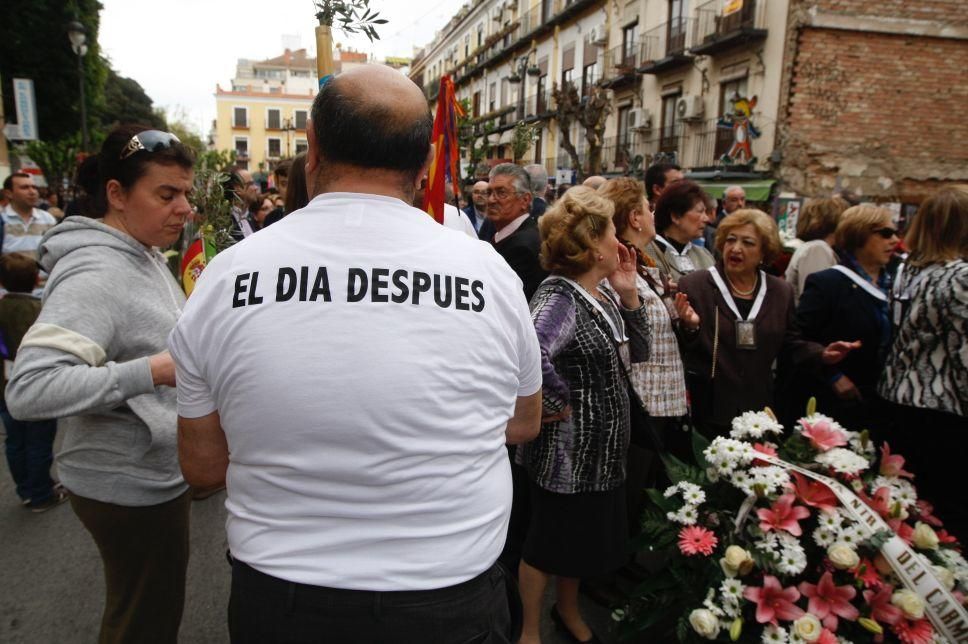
[0,430,618,643]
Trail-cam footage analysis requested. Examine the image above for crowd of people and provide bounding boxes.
[1,63,966,644]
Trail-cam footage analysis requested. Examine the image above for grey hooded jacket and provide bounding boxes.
[5,216,189,506]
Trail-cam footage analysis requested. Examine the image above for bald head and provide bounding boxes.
[309,64,432,191]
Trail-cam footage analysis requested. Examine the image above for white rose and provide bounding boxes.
[689,608,721,640]
[793,614,823,642]
[933,565,956,591]
[827,542,860,570]
[720,545,754,577]
[892,589,926,620]
[913,522,940,550]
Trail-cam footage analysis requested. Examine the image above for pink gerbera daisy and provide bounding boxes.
[678,525,718,556]
[893,618,935,644]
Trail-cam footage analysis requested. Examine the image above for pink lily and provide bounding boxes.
[863,584,902,626]
[861,487,893,520]
[791,472,838,513]
[817,630,838,644]
[879,442,914,479]
[914,500,943,528]
[799,571,859,630]
[757,494,811,536]
[743,575,805,624]
[888,519,915,545]
[800,418,847,452]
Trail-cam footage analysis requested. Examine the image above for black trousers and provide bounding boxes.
[228,559,513,644]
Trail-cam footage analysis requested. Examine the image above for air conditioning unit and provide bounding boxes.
[589,26,607,47]
[676,95,705,122]
[630,108,653,131]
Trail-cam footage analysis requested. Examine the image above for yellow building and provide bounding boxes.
[213,47,375,177]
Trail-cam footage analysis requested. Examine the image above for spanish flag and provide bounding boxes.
[181,237,217,296]
[421,75,465,224]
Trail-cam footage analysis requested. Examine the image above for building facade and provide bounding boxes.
[212,47,377,174]
[411,0,967,205]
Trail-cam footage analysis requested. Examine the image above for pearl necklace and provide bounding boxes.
[725,272,757,297]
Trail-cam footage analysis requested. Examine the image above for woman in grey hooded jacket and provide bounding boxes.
[7,125,195,644]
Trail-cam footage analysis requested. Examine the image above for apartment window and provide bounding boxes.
[622,22,638,66]
[295,139,308,155]
[234,136,249,158]
[541,0,553,22]
[477,24,484,47]
[294,110,308,130]
[473,91,481,117]
[660,93,681,153]
[269,87,282,94]
[716,77,748,157]
[266,108,281,129]
[267,137,282,158]
[668,0,688,54]
[233,107,248,128]
[582,62,599,96]
[561,44,575,88]
[533,127,543,164]
[465,34,470,58]
[617,105,632,165]
[536,74,547,113]
[501,78,509,108]
[489,82,496,112]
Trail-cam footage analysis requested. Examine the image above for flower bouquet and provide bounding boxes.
[616,402,968,643]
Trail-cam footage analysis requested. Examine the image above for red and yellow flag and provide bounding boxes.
[421,75,465,224]
[181,236,217,296]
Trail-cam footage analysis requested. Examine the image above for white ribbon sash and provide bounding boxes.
[755,453,968,642]
[655,234,697,274]
[707,266,767,321]
[555,276,628,342]
[832,265,888,302]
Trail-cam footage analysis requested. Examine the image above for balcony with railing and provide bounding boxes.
[602,43,640,87]
[637,18,695,74]
[524,88,553,119]
[691,0,767,56]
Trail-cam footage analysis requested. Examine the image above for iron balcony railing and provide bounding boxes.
[639,18,695,69]
[692,0,767,54]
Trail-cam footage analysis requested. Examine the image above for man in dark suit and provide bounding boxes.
[463,180,488,232]
[485,163,548,302]
[523,164,549,220]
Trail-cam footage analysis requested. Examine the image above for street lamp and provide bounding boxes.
[507,51,541,121]
[67,20,90,152]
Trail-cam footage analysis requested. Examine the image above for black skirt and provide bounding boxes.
[521,481,628,578]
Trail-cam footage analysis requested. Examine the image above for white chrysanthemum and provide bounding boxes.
[837,524,865,547]
[815,448,869,475]
[705,437,755,472]
[777,548,808,575]
[730,410,784,440]
[755,532,781,555]
[936,549,968,589]
[678,506,699,525]
[761,625,789,643]
[702,589,726,617]
[813,527,837,548]
[720,578,745,602]
[730,470,753,493]
[846,430,875,456]
[819,511,841,530]
[750,466,791,496]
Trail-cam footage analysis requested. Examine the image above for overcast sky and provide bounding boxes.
[99,0,467,133]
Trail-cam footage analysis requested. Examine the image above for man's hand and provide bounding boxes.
[178,411,229,489]
[506,390,542,445]
[149,351,176,387]
[821,340,861,365]
[831,375,863,401]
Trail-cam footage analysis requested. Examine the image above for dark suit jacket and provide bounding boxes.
[530,197,547,219]
[678,267,822,429]
[493,217,548,302]
[462,204,484,231]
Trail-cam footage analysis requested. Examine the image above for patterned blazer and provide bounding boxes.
[879,260,968,417]
[518,276,651,494]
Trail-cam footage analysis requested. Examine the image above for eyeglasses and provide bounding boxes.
[119,130,182,161]
[485,188,518,200]
[873,226,899,239]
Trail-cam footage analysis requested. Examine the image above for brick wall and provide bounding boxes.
[779,22,968,200]
[800,0,967,24]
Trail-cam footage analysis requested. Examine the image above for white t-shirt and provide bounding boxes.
[443,203,477,238]
[169,192,541,591]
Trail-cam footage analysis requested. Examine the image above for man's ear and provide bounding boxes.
[305,118,320,196]
[416,143,435,191]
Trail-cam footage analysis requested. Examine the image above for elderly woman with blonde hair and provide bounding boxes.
[879,186,968,541]
[791,205,900,433]
[517,186,651,644]
[677,209,857,436]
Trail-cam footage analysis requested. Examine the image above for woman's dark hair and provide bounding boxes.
[75,124,195,217]
[654,179,706,234]
[284,152,310,214]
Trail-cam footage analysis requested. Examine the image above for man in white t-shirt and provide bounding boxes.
[169,64,542,644]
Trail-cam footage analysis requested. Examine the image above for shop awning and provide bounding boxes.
[695,179,776,202]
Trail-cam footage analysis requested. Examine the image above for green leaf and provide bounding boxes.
[691,429,711,468]
[646,488,676,513]
[660,453,705,485]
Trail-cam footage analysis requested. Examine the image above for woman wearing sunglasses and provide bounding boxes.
[6,124,195,643]
[789,205,900,435]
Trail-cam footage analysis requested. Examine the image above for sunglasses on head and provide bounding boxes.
[873,226,899,239]
[119,130,181,161]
